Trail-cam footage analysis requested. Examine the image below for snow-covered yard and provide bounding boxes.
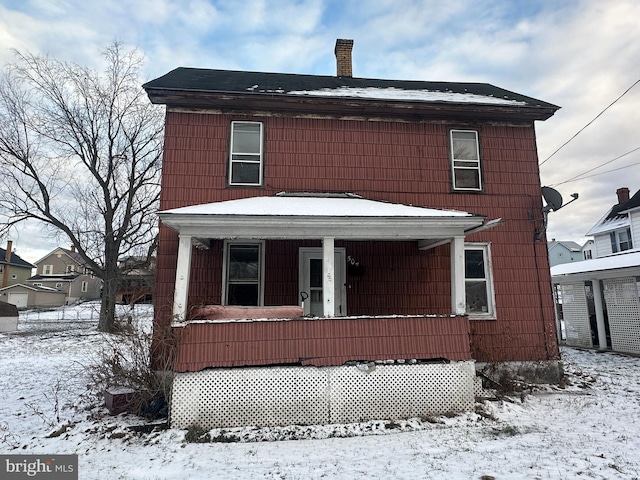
[1,303,639,480]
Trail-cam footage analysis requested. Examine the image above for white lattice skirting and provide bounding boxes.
[170,362,475,429]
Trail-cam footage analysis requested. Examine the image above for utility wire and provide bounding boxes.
[551,145,640,186]
[540,77,640,166]
[553,159,640,186]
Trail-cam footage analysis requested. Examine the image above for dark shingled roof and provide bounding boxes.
[0,248,35,269]
[606,189,640,220]
[143,68,559,120]
[0,300,18,316]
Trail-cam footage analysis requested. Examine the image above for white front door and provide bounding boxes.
[299,247,347,316]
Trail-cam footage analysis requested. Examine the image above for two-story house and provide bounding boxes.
[0,241,34,288]
[25,247,102,305]
[144,39,562,429]
[547,240,584,267]
[0,240,37,308]
[552,187,640,354]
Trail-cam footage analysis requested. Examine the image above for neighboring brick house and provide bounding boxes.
[144,40,561,428]
[0,241,35,288]
[552,187,640,354]
[26,247,102,305]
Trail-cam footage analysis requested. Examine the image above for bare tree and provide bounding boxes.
[0,43,163,332]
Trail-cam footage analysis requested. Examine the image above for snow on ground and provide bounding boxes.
[1,303,640,480]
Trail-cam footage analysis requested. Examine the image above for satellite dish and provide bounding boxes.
[542,186,563,212]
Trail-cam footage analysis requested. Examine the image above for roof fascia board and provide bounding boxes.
[146,89,557,122]
[160,214,484,240]
[553,265,640,283]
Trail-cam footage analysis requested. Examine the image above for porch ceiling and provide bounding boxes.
[158,193,486,241]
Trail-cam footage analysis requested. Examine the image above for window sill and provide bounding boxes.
[467,313,496,321]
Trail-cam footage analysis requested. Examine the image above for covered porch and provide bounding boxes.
[159,193,491,369]
[552,251,640,355]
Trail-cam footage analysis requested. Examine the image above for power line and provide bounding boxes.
[540,76,640,166]
[552,159,640,186]
[551,145,640,186]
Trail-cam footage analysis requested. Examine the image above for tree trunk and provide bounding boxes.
[99,254,120,333]
[99,277,118,333]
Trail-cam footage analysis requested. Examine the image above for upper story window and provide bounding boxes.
[465,243,495,318]
[66,265,75,273]
[610,227,633,253]
[450,130,482,191]
[229,121,263,186]
[583,250,592,260]
[43,265,53,275]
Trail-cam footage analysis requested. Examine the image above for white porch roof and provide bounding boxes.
[159,193,486,241]
[159,193,492,321]
[551,250,640,282]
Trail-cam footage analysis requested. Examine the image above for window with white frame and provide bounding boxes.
[229,121,264,186]
[43,265,53,275]
[223,242,263,306]
[610,227,633,253]
[66,265,75,273]
[464,243,495,317]
[450,130,482,191]
[81,281,88,293]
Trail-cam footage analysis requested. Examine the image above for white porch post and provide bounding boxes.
[323,237,335,317]
[591,278,607,350]
[451,236,466,315]
[173,235,193,322]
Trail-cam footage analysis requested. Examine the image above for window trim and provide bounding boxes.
[221,240,265,306]
[464,242,496,319]
[43,265,53,275]
[450,129,482,192]
[81,281,88,293]
[228,121,264,187]
[610,227,633,253]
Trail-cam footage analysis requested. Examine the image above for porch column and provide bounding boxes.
[173,235,193,322]
[451,236,466,315]
[323,237,335,317]
[591,278,607,350]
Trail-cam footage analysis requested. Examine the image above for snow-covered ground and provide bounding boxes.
[1,302,639,480]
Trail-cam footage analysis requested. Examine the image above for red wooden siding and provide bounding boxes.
[154,112,559,366]
[172,315,471,371]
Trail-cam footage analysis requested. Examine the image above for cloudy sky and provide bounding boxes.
[1,0,639,262]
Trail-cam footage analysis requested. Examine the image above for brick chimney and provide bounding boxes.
[616,187,630,204]
[2,240,12,288]
[335,39,354,77]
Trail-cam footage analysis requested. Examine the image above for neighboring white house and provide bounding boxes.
[551,187,640,355]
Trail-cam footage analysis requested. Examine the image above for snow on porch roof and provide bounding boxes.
[160,193,475,218]
[158,193,487,241]
[551,250,640,281]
